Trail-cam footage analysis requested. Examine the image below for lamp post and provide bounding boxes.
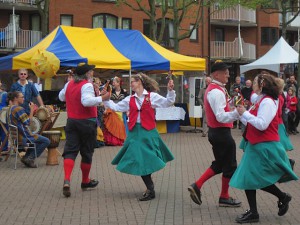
[238,2,243,59]
[208,5,211,74]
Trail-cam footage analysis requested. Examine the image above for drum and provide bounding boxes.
[35,106,51,121]
[0,107,9,124]
[42,130,61,165]
[29,117,42,134]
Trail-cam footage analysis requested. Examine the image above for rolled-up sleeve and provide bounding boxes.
[58,82,68,102]
[150,90,176,108]
[103,96,130,112]
[81,83,103,107]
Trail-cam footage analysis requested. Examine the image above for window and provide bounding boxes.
[122,18,131,30]
[190,24,198,42]
[92,0,116,2]
[157,18,174,48]
[60,15,73,26]
[155,0,173,6]
[30,14,40,31]
[143,19,174,48]
[261,27,278,45]
[143,20,150,37]
[215,28,224,42]
[93,14,117,29]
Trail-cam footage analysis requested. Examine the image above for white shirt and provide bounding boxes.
[104,89,176,123]
[240,95,278,131]
[59,81,103,106]
[207,81,239,123]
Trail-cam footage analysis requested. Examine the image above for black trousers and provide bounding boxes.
[208,127,237,178]
[63,118,97,164]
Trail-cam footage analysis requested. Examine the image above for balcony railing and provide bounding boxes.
[0,0,36,4]
[211,5,256,24]
[211,38,256,60]
[0,24,42,50]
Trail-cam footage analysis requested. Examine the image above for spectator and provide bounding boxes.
[286,87,298,134]
[284,74,299,133]
[10,69,44,115]
[7,91,50,168]
[198,76,212,137]
[230,76,244,129]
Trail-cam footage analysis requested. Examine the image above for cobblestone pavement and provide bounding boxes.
[0,128,299,225]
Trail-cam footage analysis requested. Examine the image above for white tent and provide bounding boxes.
[240,37,299,74]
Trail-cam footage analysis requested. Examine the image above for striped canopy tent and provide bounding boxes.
[0,25,205,72]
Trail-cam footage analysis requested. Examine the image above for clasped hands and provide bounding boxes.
[100,89,111,101]
[236,104,246,116]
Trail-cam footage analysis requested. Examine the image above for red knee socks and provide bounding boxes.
[64,159,75,182]
[195,167,215,189]
[81,162,91,184]
[220,176,230,199]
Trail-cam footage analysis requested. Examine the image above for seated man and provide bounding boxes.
[7,91,50,168]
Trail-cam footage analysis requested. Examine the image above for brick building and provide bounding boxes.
[1,0,299,102]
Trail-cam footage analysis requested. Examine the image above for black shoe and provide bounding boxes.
[139,189,155,201]
[235,210,259,223]
[81,179,99,190]
[21,157,37,168]
[289,159,295,170]
[63,180,71,197]
[188,183,202,205]
[219,197,241,207]
[278,193,292,216]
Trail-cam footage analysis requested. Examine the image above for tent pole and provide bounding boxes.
[181,75,183,103]
[129,70,132,94]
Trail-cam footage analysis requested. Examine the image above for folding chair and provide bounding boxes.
[0,107,9,160]
[8,124,37,169]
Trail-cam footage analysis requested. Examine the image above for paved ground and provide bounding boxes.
[0,128,299,225]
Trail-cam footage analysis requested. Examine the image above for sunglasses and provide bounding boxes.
[20,73,27,75]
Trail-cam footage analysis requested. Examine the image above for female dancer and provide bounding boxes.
[231,73,298,223]
[104,73,175,201]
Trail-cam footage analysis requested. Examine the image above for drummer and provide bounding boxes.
[10,69,45,115]
[7,91,50,168]
[0,81,8,156]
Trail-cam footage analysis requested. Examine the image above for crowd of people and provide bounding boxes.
[0,62,299,224]
[0,69,49,167]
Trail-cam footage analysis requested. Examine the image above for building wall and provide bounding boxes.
[256,10,280,57]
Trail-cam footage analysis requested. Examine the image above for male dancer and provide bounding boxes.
[188,61,241,207]
[59,63,110,197]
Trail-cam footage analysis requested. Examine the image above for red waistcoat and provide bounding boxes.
[65,80,97,119]
[204,83,233,128]
[127,93,156,131]
[277,94,284,124]
[246,96,279,145]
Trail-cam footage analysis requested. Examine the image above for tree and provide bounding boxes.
[117,0,224,52]
[36,0,50,37]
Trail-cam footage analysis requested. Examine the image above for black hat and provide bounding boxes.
[211,62,230,73]
[75,63,95,75]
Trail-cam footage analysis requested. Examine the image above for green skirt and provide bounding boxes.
[230,141,298,190]
[111,124,174,176]
[278,123,293,151]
